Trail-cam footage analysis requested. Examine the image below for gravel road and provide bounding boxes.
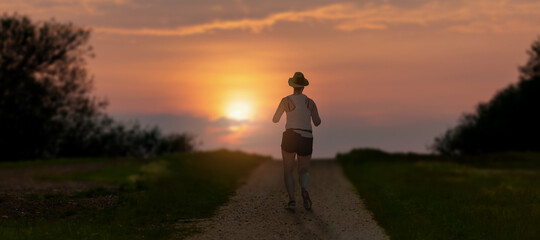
[182,159,388,240]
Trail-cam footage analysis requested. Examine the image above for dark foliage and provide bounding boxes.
[0,14,194,160]
[432,36,540,155]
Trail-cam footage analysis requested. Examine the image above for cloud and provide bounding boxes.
[94,4,348,36]
[107,112,459,158]
[93,0,540,36]
[114,113,260,149]
[78,0,131,14]
[2,0,131,16]
[210,117,250,128]
[113,113,208,135]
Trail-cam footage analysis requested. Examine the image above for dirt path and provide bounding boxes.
[182,160,388,240]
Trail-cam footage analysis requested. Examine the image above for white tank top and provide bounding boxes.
[285,94,313,138]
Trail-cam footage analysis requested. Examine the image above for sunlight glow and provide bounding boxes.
[225,100,253,121]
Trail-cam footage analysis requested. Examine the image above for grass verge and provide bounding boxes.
[338,148,540,240]
[0,150,269,240]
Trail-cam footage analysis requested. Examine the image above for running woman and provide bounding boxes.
[272,72,322,211]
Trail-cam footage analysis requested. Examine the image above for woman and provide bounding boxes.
[272,72,321,211]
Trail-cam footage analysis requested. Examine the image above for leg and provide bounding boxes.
[297,154,311,192]
[298,154,312,210]
[282,149,296,202]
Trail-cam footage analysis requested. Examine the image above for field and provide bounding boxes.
[0,150,269,240]
[338,149,540,240]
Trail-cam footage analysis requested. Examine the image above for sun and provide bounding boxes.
[225,100,253,121]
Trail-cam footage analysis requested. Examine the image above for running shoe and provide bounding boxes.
[285,200,296,211]
[302,190,312,210]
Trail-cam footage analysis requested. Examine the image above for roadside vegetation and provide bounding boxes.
[432,36,540,155]
[0,150,269,240]
[339,148,540,240]
[1,14,194,161]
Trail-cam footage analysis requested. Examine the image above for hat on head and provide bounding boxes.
[288,72,309,87]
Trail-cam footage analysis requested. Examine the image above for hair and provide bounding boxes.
[294,87,304,92]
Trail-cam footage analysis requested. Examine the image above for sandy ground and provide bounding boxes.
[182,160,389,240]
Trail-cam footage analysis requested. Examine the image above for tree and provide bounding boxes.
[0,14,195,160]
[0,14,104,159]
[432,36,540,155]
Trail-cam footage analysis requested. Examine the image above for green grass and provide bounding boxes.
[0,156,130,170]
[0,150,269,240]
[35,164,143,184]
[338,149,540,240]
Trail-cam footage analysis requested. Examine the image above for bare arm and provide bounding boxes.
[272,98,286,123]
[310,100,321,126]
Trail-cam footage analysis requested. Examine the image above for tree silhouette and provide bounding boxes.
[432,36,540,155]
[0,14,194,160]
[0,14,105,159]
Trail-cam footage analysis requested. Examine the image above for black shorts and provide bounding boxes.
[281,129,313,156]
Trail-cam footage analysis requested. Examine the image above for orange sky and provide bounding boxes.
[5,0,540,157]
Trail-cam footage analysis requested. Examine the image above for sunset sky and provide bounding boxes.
[5,0,540,158]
